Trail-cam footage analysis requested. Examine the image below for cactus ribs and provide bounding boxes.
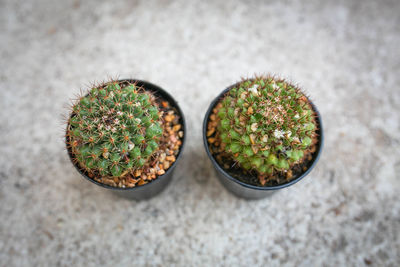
[66,80,183,188]
[207,76,319,186]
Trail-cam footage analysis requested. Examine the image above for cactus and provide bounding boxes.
[217,76,317,182]
[67,81,163,178]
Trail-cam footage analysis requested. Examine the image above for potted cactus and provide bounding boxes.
[203,75,323,199]
[66,79,186,199]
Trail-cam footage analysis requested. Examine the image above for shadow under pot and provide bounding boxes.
[66,79,186,200]
[203,78,323,200]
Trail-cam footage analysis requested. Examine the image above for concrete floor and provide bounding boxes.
[0,0,399,266]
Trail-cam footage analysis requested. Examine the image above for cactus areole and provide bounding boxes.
[67,80,165,182]
[206,76,321,187]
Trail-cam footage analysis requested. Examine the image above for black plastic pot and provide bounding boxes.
[203,82,324,200]
[66,79,186,200]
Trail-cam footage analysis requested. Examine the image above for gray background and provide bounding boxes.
[1,0,399,266]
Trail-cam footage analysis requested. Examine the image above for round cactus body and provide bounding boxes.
[67,81,163,177]
[217,76,317,179]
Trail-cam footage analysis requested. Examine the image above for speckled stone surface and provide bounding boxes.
[1,0,399,266]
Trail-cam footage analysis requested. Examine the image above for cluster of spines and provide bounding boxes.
[67,81,163,177]
[217,76,317,178]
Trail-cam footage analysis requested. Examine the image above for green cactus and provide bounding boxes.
[67,81,163,177]
[217,76,317,181]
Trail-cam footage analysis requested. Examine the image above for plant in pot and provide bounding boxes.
[203,75,323,199]
[66,79,186,200]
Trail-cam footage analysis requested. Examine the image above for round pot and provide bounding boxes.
[202,82,324,200]
[66,79,186,200]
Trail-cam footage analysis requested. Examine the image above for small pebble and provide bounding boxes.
[163,161,170,169]
[159,153,166,162]
[165,115,174,122]
[173,124,181,131]
[166,155,175,162]
[170,135,177,143]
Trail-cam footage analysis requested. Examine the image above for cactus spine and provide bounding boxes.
[67,81,163,177]
[217,76,317,182]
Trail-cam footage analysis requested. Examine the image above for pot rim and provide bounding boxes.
[202,81,324,191]
[66,79,186,191]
